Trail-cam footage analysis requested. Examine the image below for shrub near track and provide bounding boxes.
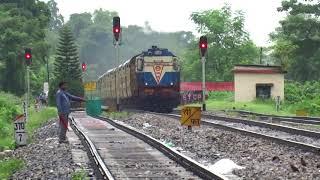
[0,92,20,150]
[0,92,57,179]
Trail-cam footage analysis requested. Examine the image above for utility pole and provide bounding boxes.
[199,36,208,111]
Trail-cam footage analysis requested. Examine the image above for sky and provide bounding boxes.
[46,0,286,46]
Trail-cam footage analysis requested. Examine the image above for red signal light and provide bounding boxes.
[24,48,32,66]
[113,27,120,33]
[201,43,207,49]
[113,16,121,41]
[25,53,31,59]
[199,36,208,57]
[81,62,87,72]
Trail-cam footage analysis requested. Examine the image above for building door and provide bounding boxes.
[256,84,272,99]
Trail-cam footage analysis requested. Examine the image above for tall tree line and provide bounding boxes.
[182,5,259,81]
[0,1,50,96]
[271,0,320,81]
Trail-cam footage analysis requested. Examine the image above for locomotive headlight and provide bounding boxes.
[145,82,148,86]
[170,82,174,86]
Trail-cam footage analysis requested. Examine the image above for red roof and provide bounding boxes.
[233,65,286,74]
[180,82,234,91]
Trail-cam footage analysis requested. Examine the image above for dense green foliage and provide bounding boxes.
[271,0,320,81]
[0,158,24,179]
[182,5,259,81]
[285,81,320,115]
[0,91,57,150]
[0,1,50,96]
[0,92,20,150]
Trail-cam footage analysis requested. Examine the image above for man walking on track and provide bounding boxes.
[56,81,85,143]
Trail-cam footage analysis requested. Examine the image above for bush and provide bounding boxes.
[285,81,320,115]
[0,93,19,138]
[0,93,19,150]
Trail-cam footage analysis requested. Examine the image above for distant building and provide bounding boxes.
[233,65,286,102]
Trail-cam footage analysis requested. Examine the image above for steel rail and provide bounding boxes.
[149,112,320,154]
[202,114,320,139]
[235,110,320,122]
[172,110,320,139]
[69,117,115,180]
[97,116,226,180]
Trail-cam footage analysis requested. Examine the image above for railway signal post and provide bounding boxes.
[24,48,32,120]
[199,36,207,111]
[113,16,121,111]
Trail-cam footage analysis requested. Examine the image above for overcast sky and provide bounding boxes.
[46,0,286,46]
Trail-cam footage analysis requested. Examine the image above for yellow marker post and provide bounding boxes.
[296,109,308,117]
[181,106,201,130]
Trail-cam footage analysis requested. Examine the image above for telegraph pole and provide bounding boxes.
[113,16,121,111]
[199,36,208,111]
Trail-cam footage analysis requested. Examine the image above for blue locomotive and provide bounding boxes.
[97,46,180,112]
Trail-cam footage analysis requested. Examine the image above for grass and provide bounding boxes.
[0,158,24,179]
[205,99,294,116]
[181,91,296,116]
[0,106,57,180]
[182,99,294,116]
[0,107,57,150]
[71,169,88,180]
[27,107,57,137]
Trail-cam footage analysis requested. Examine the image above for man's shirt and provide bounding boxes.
[56,89,82,114]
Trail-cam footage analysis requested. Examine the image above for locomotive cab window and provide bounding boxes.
[136,57,144,71]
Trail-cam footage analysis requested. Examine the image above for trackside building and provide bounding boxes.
[233,65,286,102]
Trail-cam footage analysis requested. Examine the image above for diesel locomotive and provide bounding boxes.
[97,46,180,112]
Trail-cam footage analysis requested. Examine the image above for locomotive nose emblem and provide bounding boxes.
[153,65,164,84]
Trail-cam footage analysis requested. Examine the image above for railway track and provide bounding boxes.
[234,110,320,125]
[69,111,225,180]
[148,111,320,154]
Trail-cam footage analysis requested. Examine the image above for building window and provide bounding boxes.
[256,84,273,99]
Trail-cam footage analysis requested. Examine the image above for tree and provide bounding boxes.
[271,0,320,81]
[182,5,259,82]
[49,25,83,105]
[67,13,93,39]
[53,25,82,81]
[0,1,50,95]
[47,0,64,31]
